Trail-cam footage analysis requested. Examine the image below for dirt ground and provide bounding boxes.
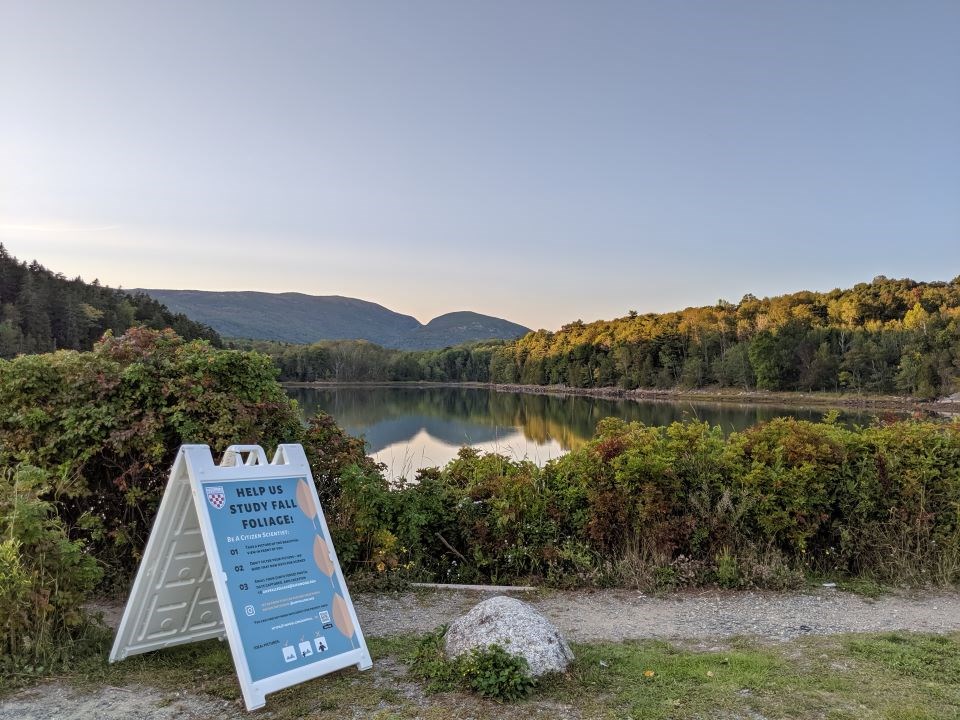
[354,586,960,643]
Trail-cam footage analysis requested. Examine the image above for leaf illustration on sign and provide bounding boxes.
[332,593,354,643]
[295,478,316,521]
[312,534,333,577]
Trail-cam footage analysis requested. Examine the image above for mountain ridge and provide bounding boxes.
[139,289,530,349]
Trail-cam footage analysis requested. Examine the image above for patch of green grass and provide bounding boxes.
[805,573,890,599]
[834,576,889,599]
[545,639,789,718]
[846,632,960,680]
[546,633,960,719]
[406,625,460,691]
[7,631,960,719]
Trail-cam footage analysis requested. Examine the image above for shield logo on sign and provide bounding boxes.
[205,485,226,510]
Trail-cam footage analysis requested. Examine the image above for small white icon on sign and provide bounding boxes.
[319,610,331,623]
[298,640,314,658]
[314,636,328,653]
[244,605,255,617]
[282,645,296,663]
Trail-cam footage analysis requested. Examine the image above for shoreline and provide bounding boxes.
[282,380,960,415]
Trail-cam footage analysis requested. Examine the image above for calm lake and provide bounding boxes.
[286,384,878,481]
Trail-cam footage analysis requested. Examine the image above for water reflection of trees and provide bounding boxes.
[287,386,853,453]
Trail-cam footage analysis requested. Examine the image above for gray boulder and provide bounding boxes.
[444,595,574,676]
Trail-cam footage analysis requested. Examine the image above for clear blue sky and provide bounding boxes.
[1,1,958,331]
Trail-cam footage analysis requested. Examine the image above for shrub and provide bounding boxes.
[735,418,846,557]
[842,421,960,583]
[302,410,382,510]
[714,547,740,589]
[364,417,960,590]
[461,644,536,701]
[0,328,374,584]
[0,464,104,675]
[409,626,536,701]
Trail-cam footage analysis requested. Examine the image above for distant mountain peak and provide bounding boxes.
[138,289,530,349]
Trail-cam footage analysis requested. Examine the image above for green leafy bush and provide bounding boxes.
[409,627,536,701]
[341,417,960,590]
[0,464,104,675]
[461,644,536,701]
[0,327,375,584]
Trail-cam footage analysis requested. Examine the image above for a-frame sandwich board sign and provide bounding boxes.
[110,443,371,711]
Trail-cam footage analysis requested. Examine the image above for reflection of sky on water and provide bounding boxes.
[370,428,564,484]
[341,415,503,451]
[287,385,880,481]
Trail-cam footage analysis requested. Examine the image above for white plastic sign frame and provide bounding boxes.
[110,443,371,710]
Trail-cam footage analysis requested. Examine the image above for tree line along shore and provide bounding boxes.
[235,275,960,402]
[3,247,959,403]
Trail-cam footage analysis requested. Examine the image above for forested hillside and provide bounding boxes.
[143,288,530,348]
[251,276,960,399]
[395,311,530,350]
[0,245,220,357]
[491,276,960,398]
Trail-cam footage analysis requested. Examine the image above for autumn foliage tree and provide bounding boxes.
[486,276,960,398]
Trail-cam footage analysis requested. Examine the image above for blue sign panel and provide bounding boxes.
[202,475,358,682]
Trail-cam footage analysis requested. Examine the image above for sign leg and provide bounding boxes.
[356,649,373,671]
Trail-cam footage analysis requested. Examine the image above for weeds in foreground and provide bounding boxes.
[0,465,105,680]
[610,539,806,593]
[408,625,536,701]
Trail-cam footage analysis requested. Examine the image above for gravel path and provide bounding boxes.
[86,586,960,644]
[354,586,960,643]
[5,588,959,719]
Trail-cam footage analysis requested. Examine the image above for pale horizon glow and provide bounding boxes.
[0,223,121,233]
[2,1,958,330]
